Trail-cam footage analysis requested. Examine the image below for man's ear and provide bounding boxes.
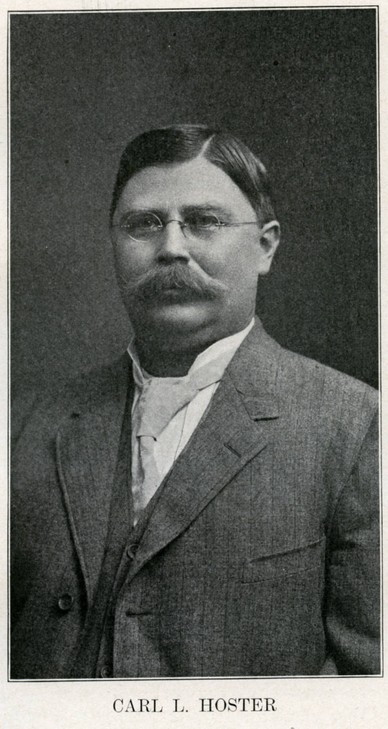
[257,220,280,275]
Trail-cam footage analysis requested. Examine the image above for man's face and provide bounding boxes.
[111,157,279,349]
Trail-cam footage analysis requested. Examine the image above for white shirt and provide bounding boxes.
[127,318,254,516]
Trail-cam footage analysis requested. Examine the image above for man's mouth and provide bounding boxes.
[150,284,205,303]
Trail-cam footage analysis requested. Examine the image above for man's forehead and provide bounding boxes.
[115,157,256,216]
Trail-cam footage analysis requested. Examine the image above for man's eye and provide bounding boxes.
[127,214,160,229]
[186,213,221,229]
[122,213,161,236]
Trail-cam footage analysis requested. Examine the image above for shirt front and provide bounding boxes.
[127,318,254,521]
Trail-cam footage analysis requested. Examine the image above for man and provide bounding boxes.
[11,125,379,678]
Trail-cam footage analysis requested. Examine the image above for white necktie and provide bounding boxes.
[132,354,232,518]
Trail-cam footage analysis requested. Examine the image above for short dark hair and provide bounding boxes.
[109,124,276,225]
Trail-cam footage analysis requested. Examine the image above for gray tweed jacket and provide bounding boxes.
[11,320,380,678]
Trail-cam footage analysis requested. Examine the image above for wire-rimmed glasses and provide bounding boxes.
[112,211,261,243]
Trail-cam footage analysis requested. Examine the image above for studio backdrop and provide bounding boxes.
[11,8,378,397]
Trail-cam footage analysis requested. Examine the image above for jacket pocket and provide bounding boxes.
[241,536,326,583]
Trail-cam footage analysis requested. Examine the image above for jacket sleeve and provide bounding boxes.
[325,407,380,674]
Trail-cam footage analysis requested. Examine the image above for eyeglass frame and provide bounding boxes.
[111,210,278,243]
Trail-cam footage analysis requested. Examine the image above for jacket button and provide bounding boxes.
[57,593,74,612]
[126,543,139,560]
[99,664,112,678]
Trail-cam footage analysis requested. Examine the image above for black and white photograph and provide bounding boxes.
[6,1,384,726]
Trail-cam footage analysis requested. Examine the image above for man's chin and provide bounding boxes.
[143,301,213,330]
[127,300,227,346]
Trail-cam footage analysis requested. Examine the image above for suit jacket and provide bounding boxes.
[11,320,380,678]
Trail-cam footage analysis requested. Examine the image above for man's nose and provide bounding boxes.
[155,220,190,263]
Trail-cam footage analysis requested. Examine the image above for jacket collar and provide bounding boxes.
[227,317,281,418]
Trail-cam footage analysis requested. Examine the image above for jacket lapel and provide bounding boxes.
[129,320,282,578]
[55,355,131,606]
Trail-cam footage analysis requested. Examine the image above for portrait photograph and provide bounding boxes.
[6,1,385,727]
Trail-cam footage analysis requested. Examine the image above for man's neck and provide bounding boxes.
[132,318,255,378]
[134,341,206,377]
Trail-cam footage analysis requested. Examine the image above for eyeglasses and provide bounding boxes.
[112,211,261,243]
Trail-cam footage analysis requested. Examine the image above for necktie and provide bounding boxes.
[132,352,233,518]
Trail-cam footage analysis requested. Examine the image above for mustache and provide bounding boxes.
[121,264,228,302]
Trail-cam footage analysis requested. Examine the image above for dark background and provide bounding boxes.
[11,8,378,397]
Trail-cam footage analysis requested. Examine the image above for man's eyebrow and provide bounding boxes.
[182,203,232,216]
[119,203,233,217]
[120,206,158,214]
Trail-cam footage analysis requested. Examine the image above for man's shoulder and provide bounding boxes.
[238,322,378,422]
[12,354,130,443]
[57,353,130,404]
[274,341,378,425]
[278,343,376,393]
